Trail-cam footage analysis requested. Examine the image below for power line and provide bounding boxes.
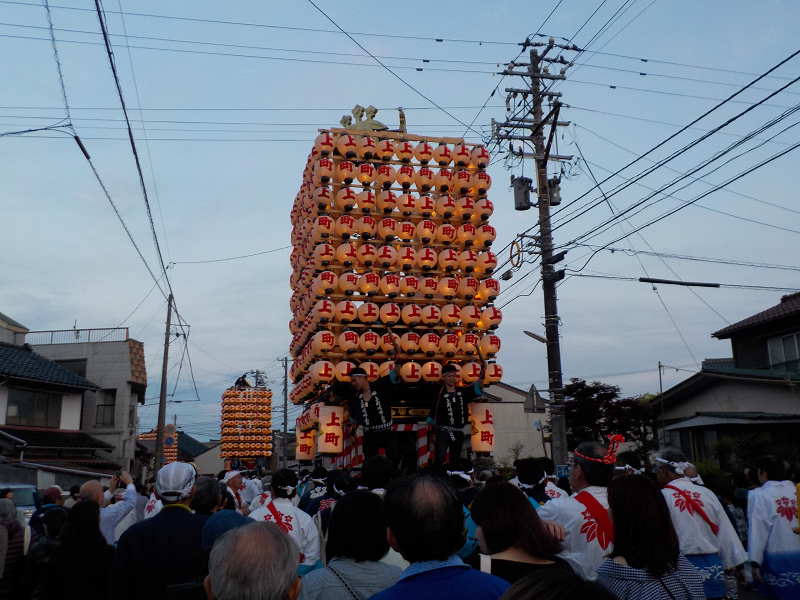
[169,245,291,265]
[569,272,800,292]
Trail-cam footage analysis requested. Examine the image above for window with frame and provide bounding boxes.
[767,333,800,371]
[6,388,62,428]
[95,389,116,428]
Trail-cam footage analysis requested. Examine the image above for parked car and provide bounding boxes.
[1,483,38,524]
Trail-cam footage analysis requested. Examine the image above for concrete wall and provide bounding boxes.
[664,378,800,421]
[60,393,82,430]
[194,444,225,476]
[484,384,548,464]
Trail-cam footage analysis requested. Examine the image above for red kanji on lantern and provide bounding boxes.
[319,362,333,378]
[321,332,335,346]
[481,410,493,425]
[325,432,340,446]
[401,223,416,237]
[299,444,312,454]
[480,430,494,445]
[326,412,340,427]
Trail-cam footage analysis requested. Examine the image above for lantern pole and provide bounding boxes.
[282,356,289,468]
[154,293,173,477]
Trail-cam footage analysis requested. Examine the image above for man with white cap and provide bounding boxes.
[221,470,251,515]
[112,462,206,600]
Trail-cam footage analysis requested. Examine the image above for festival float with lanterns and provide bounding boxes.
[289,106,502,468]
[219,386,273,468]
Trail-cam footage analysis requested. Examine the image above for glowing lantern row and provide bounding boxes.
[296,428,316,461]
[220,387,273,458]
[318,406,344,453]
[470,403,495,452]
[310,217,496,248]
[309,246,498,275]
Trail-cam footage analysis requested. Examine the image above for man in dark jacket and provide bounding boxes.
[112,462,205,600]
[21,507,67,600]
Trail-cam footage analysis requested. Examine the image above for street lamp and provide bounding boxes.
[524,330,547,344]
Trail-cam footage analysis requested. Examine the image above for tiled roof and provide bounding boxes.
[0,425,114,450]
[713,292,800,339]
[0,342,98,389]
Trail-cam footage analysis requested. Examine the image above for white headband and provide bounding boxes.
[655,457,693,475]
[615,465,645,475]
[518,471,548,488]
[333,483,345,496]
[447,469,474,484]
[277,485,296,494]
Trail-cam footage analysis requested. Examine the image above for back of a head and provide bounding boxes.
[607,475,679,578]
[59,500,104,548]
[615,451,642,470]
[43,506,68,538]
[0,498,16,521]
[208,522,298,600]
[516,458,545,487]
[539,457,555,477]
[471,482,559,559]
[327,490,389,562]
[326,469,342,495]
[573,442,614,487]
[732,471,749,489]
[192,476,223,514]
[156,462,196,505]
[311,466,328,482]
[500,570,617,600]
[384,471,464,563]
[361,455,396,490]
[333,475,357,497]
[654,448,687,474]
[756,456,785,481]
[272,469,299,499]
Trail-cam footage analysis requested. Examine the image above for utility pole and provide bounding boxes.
[493,38,577,466]
[658,361,665,447]
[154,293,173,476]
[282,357,289,468]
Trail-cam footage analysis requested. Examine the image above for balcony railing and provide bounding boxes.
[17,328,130,345]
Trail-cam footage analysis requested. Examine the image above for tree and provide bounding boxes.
[564,378,658,463]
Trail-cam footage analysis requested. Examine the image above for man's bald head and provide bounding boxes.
[385,471,464,563]
[79,481,104,506]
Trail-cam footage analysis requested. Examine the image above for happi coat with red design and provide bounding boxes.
[249,497,320,568]
[661,477,747,569]
[537,485,611,580]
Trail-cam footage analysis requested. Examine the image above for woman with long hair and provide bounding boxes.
[469,482,572,584]
[596,475,705,599]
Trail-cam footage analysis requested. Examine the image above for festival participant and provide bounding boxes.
[613,451,645,478]
[498,570,617,600]
[653,448,747,599]
[596,474,705,599]
[238,472,261,506]
[248,468,320,575]
[515,458,551,508]
[21,506,67,600]
[371,471,510,600]
[305,471,344,518]
[248,478,273,512]
[299,467,332,512]
[143,490,162,519]
[469,482,571,585]
[537,436,623,580]
[427,364,484,472]
[540,458,566,501]
[221,470,250,515]
[28,486,68,539]
[190,476,225,517]
[79,470,137,544]
[747,456,800,600]
[446,458,480,558]
[349,363,402,466]
[361,455,396,498]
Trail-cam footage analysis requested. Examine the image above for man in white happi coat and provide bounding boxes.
[540,457,566,500]
[747,456,800,600]
[248,468,320,576]
[238,472,261,506]
[537,436,623,580]
[654,448,747,600]
[221,470,251,516]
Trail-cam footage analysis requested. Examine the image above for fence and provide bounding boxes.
[17,328,130,345]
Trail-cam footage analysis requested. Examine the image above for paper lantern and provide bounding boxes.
[336,160,356,185]
[311,330,336,354]
[437,277,459,299]
[396,165,415,190]
[452,143,471,167]
[312,216,335,241]
[379,303,402,326]
[400,274,419,296]
[377,218,398,242]
[441,304,461,327]
[434,168,453,192]
[414,141,434,164]
[314,158,334,184]
[339,271,360,295]
[420,333,441,357]
[376,189,397,214]
[479,334,501,356]
[357,243,377,267]
[461,304,481,327]
[401,304,422,327]
[376,137,395,161]
[460,332,480,355]
[356,189,376,214]
[296,428,316,461]
[313,299,336,323]
[415,167,434,192]
[357,134,377,159]
[318,406,344,453]
[420,276,439,298]
[396,220,417,242]
[359,330,381,354]
[401,361,423,382]
[380,333,401,355]
[376,164,397,190]
[454,170,473,195]
[473,171,493,195]
[355,215,377,240]
[438,248,459,272]
[312,271,338,296]
[480,306,503,329]
[470,403,495,452]
[314,132,334,156]
[338,329,360,353]
[397,193,417,216]
[455,196,475,220]
[462,362,483,383]
[355,162,376,186]
[313,243,335,266]
[379,361,396,378]
[376,245,397,268]
[335,243,357,267]
[477,278,500,302]
[457,223,477,247]
[436,195,456,219]
[335,214,357,239]
[396,246,417,270]
[421,304,441,326]
[336,134,358,158]
[470,145,491,169]
[432,142,452,166]
[416,221,437,244]
[484,363,503,384]
[476,224,497,247]
[436,222,457,245]
[456,249,478,273]
[310,360,335,383]
[360,361,380,382]
[440,333,460,357]
[416,195,435,218]
[416,246,438,270]
[395,139,415,163]
[334,186,357,212]
[380,273,401,297]
[458,277,480,300]
[358,273,381,297]
[418,360,440,382]
[476,252,498,275]
[312,186,332,210]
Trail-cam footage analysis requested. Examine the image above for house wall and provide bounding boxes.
[663,379,800,421]
[484,384,548,465]
[193,445,224,476]
[0,386,7,426]
[732,337,770,369]
[60,393,83,430]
